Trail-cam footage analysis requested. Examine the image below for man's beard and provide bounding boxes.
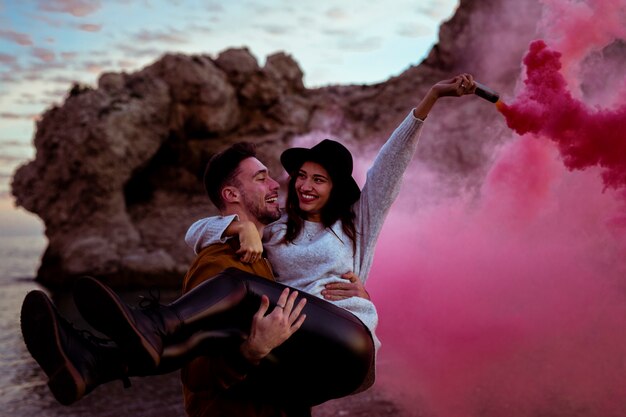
[241,192,281,225]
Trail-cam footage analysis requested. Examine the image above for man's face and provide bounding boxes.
[234,157,281,225]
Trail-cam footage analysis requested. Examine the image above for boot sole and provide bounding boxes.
[74,277,160,371]
[20,291,86,405]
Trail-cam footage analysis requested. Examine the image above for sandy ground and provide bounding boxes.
[313,387,412,417]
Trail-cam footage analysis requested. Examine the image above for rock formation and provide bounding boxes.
[12,0,544,288]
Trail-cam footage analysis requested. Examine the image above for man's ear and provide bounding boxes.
[221,186,240,204]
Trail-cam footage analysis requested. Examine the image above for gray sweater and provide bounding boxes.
[186,110,424,354]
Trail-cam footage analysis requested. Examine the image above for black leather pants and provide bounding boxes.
[157,267,375,406]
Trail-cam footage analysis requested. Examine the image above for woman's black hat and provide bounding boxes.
[280,139,361,205]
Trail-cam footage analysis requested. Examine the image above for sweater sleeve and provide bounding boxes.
[185,215,239,254]
[354,110,424,281]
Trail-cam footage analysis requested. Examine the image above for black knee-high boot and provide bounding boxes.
[74,269,252,370]
[19,290,227,405]
[20,291,132,405]
[74,267,374,405]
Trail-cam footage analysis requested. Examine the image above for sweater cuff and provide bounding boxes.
[409,108,426,123]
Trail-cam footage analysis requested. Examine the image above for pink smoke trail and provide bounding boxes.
[539,0,626,77]
[496,39,626,190]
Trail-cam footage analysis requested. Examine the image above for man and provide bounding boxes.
[178,141,370,416]
[178,142,309,416]
[20,142,368,415]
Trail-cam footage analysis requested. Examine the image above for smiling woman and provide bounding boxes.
[295,162,333,222]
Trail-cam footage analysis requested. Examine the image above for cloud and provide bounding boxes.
[416,0,459,20]
[337,36,383,52]
[0,139,31,148]
[30,13,65,28]
[133,28,188,44]
[322,27,354,37]
[61,52,78,60]
[0,30,33,46]
[28,60,70,72]
[49,75,79,84]
[117,43,162,58]
[31,47,56,62]
[0,154,29,165]
[82,59,113,73]
[205,1,224,13]
[246,3,272,15]
[77,56,114,74]
[0,73,17,82]
[23,73,43,81]
[325,7,348,20]
[0,53,18,66]
[117,59,137,69]
[0,112,39,120]
[187,23,213,35]
[42,88,69,99]
[397,23,431,38]
[36,0,102,17]
[76,23,102,32]
[257,24,291,35]
[16,94,40,106]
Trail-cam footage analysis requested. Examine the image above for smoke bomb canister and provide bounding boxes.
[474,82,500,103]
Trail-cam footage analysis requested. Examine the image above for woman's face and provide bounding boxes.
[294,161,333,222]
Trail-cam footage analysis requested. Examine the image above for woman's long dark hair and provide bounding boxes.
[283,167,357,251]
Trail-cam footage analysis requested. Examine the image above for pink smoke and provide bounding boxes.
[367,142,626,416]
[362,1,626,415]
[497,40,626,190]
[539,0,626,78]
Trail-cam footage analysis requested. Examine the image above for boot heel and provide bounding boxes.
[48,365,86,406]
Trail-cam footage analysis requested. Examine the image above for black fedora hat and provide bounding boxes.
[280,139,361,206]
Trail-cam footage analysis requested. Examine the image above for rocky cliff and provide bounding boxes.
[12,0,544,288]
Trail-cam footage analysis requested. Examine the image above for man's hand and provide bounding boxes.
[321,272,370,301]
[240,288,307,363]
[233,221,264,263]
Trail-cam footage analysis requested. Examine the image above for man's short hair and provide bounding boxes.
[203,142,257,210]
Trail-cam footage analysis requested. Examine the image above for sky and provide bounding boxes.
[0,0,459,236]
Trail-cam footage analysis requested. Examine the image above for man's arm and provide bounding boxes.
[186,216,264,263]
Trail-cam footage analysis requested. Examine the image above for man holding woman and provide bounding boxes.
[20,74,477,416]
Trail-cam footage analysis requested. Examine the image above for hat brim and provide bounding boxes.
[281,147,361,205]
[280,147,310,175]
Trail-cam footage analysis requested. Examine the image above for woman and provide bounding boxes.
[185,73,478,389]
